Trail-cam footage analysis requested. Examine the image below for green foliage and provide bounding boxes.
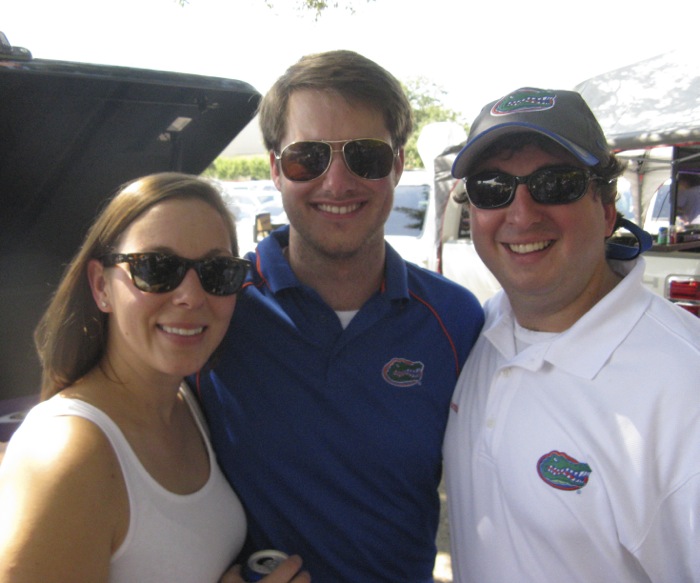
[176,0,375,19]
[402,77,469,169]
[275,0,372,19]
[177,5,465,175]
[202,156,270,181]
[204,78,468,180]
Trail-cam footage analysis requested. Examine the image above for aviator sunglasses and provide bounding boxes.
[465,166,603,210]
[100,253,251,296]
[275,138,397,182]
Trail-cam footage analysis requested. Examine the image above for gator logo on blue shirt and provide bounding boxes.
[382,358,424,387]
[537,450,592,491]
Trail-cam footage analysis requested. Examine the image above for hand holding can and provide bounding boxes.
[242,551,310,583]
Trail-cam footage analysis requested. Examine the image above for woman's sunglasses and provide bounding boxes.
[275,138,397,182]
[465,166,602,210]
[100,253,251,296]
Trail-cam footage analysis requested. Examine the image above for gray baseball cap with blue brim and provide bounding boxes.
[452,87,653,260]
[452,87,611,179]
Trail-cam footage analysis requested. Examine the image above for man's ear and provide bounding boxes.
[270,150,283,191]
[604,204,619,238]
[393,147,405,186]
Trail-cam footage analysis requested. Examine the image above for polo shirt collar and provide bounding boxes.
[382,242,410,302]
[253,225,410,302]
[253,226,298,293]
[484,258,652,379]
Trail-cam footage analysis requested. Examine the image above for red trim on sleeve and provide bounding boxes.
[409,290,461,377]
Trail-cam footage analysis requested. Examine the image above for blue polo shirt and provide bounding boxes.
[196,226,483,583]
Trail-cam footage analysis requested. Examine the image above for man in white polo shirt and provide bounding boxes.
[444,87,700,583]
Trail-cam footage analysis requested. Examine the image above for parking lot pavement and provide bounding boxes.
[434,476,453,582]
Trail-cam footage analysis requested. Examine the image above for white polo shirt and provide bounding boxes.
[444,258,700,583]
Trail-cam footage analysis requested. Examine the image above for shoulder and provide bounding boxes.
[405,263,484,312]
[405,261,472,292]
[2,405,121,491]
[643,293,700,351]
[0,407,124,580]
[1,396,125,507]
[403,265,486,360]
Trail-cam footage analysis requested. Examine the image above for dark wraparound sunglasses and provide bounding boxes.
[101,253,251,296]
[465,166,603,210]
[275,138,397,182]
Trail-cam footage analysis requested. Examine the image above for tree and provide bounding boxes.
[206,77,467,178]
[403,77,469,169]
[203,156,270,181]
[177,0,375,19]
[269,0,375,18]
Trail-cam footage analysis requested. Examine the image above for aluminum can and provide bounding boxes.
[658,226,668,244]
[243,550,289,582]
[669,224,678,244]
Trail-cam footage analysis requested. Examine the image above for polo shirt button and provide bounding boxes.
[486,418,496,429]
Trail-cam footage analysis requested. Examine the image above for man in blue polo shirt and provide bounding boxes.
[196,50,483,583]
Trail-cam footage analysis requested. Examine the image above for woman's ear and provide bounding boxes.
[87,259,111,312]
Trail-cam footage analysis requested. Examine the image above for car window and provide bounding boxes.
[385,184,430,236]
[650,184,671,221]
[615,177,635,221]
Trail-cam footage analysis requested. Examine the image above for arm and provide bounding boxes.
[220,555,311,583]
[635,475,700,582]
[0,415,127,583]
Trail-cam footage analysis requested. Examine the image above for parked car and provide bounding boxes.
[257,191,288,226]
[643,179,672,235]
[220,183,263,221]
[384,170,436,268]
[218,180,267,256]
[0,32,261,439]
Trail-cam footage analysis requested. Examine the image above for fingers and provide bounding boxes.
[262,555,310,583]
[219,563,244,583]
[291,564,311,583]
[287,555,311,582]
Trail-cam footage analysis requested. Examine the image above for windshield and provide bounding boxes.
[385,183,430,236]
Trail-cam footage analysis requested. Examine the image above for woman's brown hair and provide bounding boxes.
[34,172,238,400]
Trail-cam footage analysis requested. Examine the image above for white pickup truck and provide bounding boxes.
[418,123,700,317]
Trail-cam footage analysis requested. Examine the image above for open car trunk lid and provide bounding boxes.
[0,36,261,406]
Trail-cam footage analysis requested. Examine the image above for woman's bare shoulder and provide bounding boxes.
[0,412,127,582]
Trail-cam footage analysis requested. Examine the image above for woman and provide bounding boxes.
[0,173,308,583]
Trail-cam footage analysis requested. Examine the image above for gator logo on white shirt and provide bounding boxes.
[537,450,592,491]
[382,358,424,387]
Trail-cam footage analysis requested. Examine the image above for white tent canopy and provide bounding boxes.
[576,51,700,225]
[575,50,700,151]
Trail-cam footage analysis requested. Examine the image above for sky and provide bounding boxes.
[4,0,698,154]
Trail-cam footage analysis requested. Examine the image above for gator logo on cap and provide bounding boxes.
[491,88,556,116]
[537,450,592,491]
[382,358,424,387]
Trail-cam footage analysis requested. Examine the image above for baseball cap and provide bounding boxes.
[452,87,611,178]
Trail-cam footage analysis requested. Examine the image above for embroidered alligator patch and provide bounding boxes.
[492,88,556,116]
[382,358,424,387]
[537,450,592,491]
